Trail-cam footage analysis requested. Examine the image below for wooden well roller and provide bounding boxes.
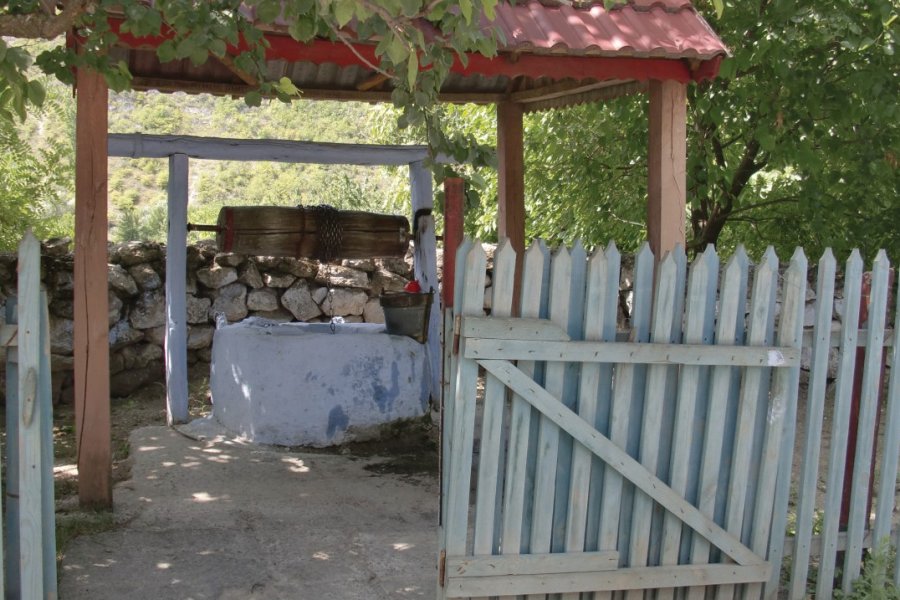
[209,206,411,259]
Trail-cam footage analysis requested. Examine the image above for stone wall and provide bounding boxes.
[0,238,417,401]
[0,239,855,404]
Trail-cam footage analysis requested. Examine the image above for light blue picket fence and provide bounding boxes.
[1,232,58,599]
[439,238,899,599]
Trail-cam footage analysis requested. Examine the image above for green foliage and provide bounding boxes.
[835,540,899,600]
[0,88,74,249]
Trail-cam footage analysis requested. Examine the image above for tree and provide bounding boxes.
[0,0,504,161]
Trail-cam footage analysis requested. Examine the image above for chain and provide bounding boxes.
[303,204,342,333]
[307,204,343,262]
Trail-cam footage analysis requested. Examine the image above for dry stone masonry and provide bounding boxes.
[0,238,854,404]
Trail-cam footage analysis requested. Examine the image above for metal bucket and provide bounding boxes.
[380,291,433,343]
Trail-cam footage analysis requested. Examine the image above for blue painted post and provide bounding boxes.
[5,297,20,598]
[409,160,441,403]
[166,153,190,424]
[39,291,58,597]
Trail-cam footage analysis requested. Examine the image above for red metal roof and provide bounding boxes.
[492,1,728,60]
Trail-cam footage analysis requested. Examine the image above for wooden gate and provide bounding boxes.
[438,239,807,598]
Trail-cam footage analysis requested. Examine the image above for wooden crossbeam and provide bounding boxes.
[445,563,769,598]
[466,338,799,367]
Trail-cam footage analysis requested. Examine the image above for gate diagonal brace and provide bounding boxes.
[476,358,770,570]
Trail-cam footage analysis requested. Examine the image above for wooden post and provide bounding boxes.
[497,101,525,309]
[4,298,19,598]
[74,64,112,508]
[166,153,190,424]
[647,80,687,258]
[410,160,441,402]
[17,232,43,598]
[442,177,465,309]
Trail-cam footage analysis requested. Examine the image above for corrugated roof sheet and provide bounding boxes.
[491,1,727,60]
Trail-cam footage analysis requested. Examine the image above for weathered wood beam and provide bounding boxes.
[129,77,502,104]
[647,80,687,258]
[522,81,647,114]
[497,101,525,311]
[74,64,112,508]
[108,133,431,165]
[441,178,466,309]
[510,79,619,104]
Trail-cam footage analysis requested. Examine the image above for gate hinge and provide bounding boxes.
[452,315,462,355]
[438,549,446,587]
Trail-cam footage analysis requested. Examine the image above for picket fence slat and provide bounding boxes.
[719,247,779,600]
[527,247,573,600]
[595,242,655,600]
[788,250,837,600]
[842,251,891,591]
[627,249,685,598]
[815,250,865,600]
[500,241,549,560]
[445,242,487,560]
[874,276,900,545]
[686,247,749,600]
[561,245,622,600]
[658,246,719,600]
[749,249,807,600]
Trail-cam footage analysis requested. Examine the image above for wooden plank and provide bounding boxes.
[718,247,779,600]
[522,82,647,114]
[596,243,654,600]
[658,245,719,600]
[562,244,621,600]
[473,241,516,559]
[782,529,876,558]
[788,250,837,599]
[465,339,798,367]
[748,249,808,600]
[441,238,472,539]
[647,80,687,258]
[38,292,58,597]
[448,550,619,578]
[815,251,864,600]
[801,327,894,349]
[75,64,112,508]
[0,324,16,347]
[584,242,622,558]
[497,101,526,311]
[627,249,686,596]
[509,79,620,103]
[528,247,574,589]
[17,232,44,599]
[501,241,549,558]
[445,564,770,598]
[3,298,16,597]
[686,247,749,600]
[444,243,487,557]
[842,250,890,592]
[109,133,431,165]
[166,153,190,425]
[481,355,769,571]
[462,317,570,341]
[873,273,900,545]
[550,241,588,554]
[410,160,442,402]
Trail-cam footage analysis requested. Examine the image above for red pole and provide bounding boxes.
[442,178,465,308]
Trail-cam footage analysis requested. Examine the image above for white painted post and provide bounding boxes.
[166,153,189,424]
[409,160,441,402]
[17,231,44,599]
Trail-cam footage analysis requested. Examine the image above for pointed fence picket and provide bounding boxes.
[2,232,57,600]
[439,238,900,600]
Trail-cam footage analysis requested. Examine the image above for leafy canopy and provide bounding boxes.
[0,0,505,161]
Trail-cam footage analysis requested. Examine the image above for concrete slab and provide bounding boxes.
[59,426,440,599]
